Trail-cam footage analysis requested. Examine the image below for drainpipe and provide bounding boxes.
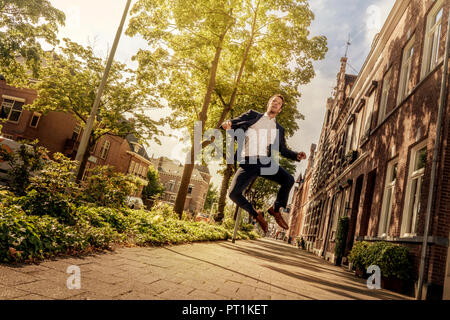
[416,11,450,300]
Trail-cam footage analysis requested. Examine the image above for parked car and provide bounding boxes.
[126,196,144,209]
[195,212,210,223]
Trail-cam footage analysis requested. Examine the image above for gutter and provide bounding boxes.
[416,11,450,300]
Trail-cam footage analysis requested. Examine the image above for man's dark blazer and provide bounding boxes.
[225,109,299,162]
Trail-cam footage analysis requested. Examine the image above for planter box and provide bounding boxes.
[355,267,369,279]
[382,277,414,295]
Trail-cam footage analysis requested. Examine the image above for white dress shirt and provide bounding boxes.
[241,112,277,158]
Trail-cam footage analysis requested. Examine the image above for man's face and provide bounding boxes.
[267,96,283,117]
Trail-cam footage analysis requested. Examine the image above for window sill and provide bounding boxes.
[356,235,449,246]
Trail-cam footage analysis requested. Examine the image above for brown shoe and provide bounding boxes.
[254,211,268,233]
[268,206,289,230]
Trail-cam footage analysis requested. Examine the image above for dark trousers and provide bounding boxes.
[228,158,295,218]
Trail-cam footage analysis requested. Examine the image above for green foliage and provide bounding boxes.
[334,216,349,262]
[141,165,164,200]
[204,184,219,212]
[82,165,141,208]
[20,152,81,224]
[0,193,258,263]
[0,140,46,195]
[27,39,163,179]
[0,0,66,85]
[348,241,413,281]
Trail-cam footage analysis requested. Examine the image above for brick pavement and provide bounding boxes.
[0,238,412,300]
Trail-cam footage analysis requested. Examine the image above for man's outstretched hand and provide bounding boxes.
[297,152,307,161]
[221,120,232,130]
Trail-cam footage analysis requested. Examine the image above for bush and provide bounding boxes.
[348,241,413,281]
[0,140,46,196]
[348,241,371,271]
[334,216,349,265]
[20,153,81,224]
[82,165,141,208]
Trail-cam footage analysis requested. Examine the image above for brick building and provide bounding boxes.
[288,143,316,242]
[0,77,150,195]
[149,156,211,214]
[289,0,449,299]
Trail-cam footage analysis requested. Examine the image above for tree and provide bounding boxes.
[0,0,65,85]
[28,39,163,181]
[204,184,219,212]
[127,0,236,218]
[128,0,327,219]
[142,164,164,200]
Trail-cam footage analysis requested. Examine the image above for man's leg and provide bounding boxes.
[228,165,260,217]
[263,165,295,211]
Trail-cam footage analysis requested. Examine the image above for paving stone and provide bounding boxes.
[0,269,40,286]
[12,294,52,300]
[0,238,412,301]
[14,279,84,300]
[0,285,30,299]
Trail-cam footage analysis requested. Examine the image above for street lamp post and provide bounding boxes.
[74,0,132,179]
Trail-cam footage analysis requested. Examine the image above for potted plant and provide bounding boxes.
[334,216,349,266]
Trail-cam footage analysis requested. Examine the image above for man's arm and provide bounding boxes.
[221,109,257,130]
[279,128,306,162]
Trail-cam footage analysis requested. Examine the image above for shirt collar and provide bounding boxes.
[263,112,276,121]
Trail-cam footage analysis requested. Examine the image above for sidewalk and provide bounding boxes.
[0,238,411,300]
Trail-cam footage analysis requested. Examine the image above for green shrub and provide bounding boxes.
[334,216,349,264]
[348,241,413,281]
[348,241,371,271]
[82,166,141,208]
[21,153,81,224]
[0,140,46,196]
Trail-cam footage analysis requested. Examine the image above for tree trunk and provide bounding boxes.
[174,30,229,218]
[76,138,94,182]
[215,163,234,222]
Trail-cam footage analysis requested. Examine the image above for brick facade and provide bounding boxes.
[289,0,450,299]
[149,156,211,214]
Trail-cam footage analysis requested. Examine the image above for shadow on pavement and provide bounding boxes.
[162,246,317,300]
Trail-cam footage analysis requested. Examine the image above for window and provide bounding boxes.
[129,160,136,174]
[378,68,392,124]
[29,113,41,128]
[422,0,444,77]
[345,121,354,154]
[397,36,415,104]
[187,185,193,195]
[72,125,81,141]
[379,160,398,236]
[99,140,110,159]
[167,180,175,192]
[352,106,364,149]
[362,91,376,139]
[0,98,24,123]
[402,142,427,236]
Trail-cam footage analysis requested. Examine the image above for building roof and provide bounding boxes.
[125,133,150,160]
[151,156,209,183]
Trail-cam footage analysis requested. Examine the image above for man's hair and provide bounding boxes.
[267,94,285,108]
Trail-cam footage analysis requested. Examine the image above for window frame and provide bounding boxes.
[1,96,25,123]
[421,0,444,78]
[29,112,41,128]
[378,159,398,237]
[401,140,428,237]
[397,35,415,105]
[378,68,393,125]
[99,140,111,160]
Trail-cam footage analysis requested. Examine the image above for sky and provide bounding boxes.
[46,0,395,190]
